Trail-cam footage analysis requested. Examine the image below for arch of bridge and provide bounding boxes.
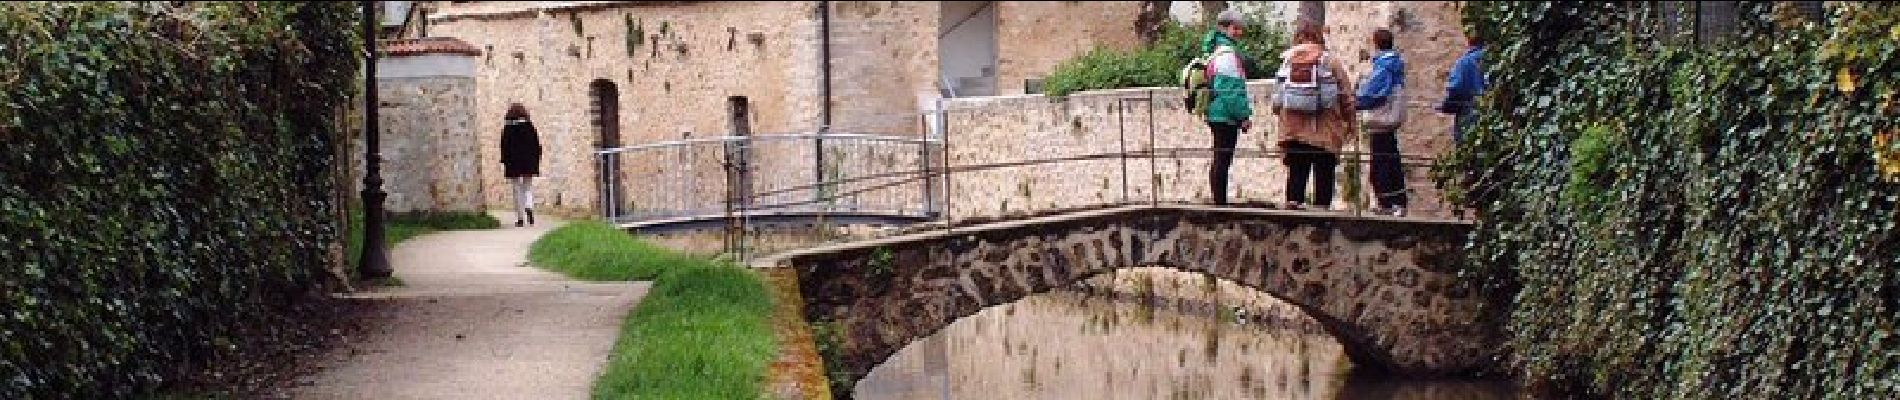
[770,205,1503,389]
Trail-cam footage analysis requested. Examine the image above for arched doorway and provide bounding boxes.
[589,79,623,218]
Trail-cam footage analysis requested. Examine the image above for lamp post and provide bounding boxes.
[357,0,392,279]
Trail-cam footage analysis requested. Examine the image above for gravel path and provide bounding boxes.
[280,213,648,400]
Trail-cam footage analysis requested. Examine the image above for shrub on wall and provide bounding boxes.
[1440,2,1900,398]
[1041,18,1288,97]
[0,2,361,398]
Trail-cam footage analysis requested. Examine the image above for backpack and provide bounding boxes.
[1276,52,1341,113]
[1179,55,1211,116]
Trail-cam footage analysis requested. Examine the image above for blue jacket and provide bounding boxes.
[1355,50,1406,111]
[1441,45,1486,114]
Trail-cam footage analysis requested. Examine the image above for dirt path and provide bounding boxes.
[279,212,648,400]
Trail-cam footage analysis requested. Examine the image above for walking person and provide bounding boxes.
[500,103,543,227]
[1202,10,1254,206]
[1272,20,1355,210]
[1356,28,1409,216]
[1438,26,1486,144]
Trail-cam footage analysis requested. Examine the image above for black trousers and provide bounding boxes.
[1208,121,1241,205]
[1283,141,1338,206]
[1367,131,1409,208]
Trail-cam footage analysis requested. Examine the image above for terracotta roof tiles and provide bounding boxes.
[380,37,482,57]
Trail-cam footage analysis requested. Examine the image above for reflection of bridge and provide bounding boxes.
[757,204,1501,391]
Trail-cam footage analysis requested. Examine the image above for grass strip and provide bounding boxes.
[529,221,778,399]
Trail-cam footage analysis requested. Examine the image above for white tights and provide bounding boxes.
[510,176,534,217]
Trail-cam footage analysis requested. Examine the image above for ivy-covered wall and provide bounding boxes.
[1442,1,1900,398]
[0,2,361,398]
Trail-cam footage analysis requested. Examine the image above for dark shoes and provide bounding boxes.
[516,209,536,227]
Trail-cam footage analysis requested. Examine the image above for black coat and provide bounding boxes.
[500,119,542,177]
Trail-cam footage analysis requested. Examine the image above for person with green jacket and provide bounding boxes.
[1202,10,1253,206]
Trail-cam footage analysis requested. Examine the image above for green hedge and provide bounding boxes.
[1442,2,1900,398]
[1041,19,1287,97]
[0,2,361,398]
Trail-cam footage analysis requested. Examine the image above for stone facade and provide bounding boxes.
[769,205,1502,390]
[396,1,1142,218]
[992,2,1143,95]
[934,1,1473,222]
[361,50,485,212]
[940,82,1457,222]
[370,1,1471,221]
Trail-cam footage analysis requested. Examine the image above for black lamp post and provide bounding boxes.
[357,0,392,279]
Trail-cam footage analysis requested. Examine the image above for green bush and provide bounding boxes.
[1041,19,1288,97]
[0,2,361,398]
[526,222,777,399]
[1442,2,1900,398]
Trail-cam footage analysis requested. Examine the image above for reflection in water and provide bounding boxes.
[856,268,1519,400]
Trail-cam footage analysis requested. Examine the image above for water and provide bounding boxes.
[855,268,1520,400]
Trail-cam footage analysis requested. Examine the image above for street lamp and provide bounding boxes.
[357,0,392,279]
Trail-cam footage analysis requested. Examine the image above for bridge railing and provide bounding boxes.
[597,91,1472,255]
[926,92,1471,224]
[593,131,943,226]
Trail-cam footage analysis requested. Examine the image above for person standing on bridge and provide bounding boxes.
[500,103,543,227]
[1273,20,1355,211]
[1356,28,1409,217]
[1437,25,1486,144]
[1201,10,1254,206]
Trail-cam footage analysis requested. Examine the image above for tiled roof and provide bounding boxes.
[381,37,482,57]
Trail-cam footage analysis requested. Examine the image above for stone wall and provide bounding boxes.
[413,1,1145,219]
[993,1,1144,95]
[361,54,484,212]
[429,1,826,218]
[403,1,1394,221]
[940,82,1457,222]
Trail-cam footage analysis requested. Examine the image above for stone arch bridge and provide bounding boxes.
[761,204,1505,390]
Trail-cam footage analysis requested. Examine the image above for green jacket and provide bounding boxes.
[1201,31,1253,124]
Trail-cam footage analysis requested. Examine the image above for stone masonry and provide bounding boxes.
[769,205,1503,391]
[405,1,1142,218]
[372,2,1471,222]
[938,1,1473,224]
[360,42,485,213]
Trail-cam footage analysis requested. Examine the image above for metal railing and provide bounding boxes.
[595,92,1470,256]
[594,131,943,224]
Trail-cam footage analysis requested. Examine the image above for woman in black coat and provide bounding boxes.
[500,103,543,227]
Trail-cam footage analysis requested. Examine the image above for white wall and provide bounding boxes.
[938,1,997,97]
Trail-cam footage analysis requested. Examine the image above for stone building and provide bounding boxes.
[366,1,1156,217]
[362,1,1483,222]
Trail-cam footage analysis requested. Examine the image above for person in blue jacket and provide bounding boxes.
[1355,28,1408,216]
[1438,27,1486,144]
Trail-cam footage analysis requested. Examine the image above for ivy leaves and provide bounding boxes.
[1,2,360,398]
[1444,2,1900,399]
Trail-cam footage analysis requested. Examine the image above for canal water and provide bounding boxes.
[853,267,1520,400]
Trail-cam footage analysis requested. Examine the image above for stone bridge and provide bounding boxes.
[761,205,1505,390]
